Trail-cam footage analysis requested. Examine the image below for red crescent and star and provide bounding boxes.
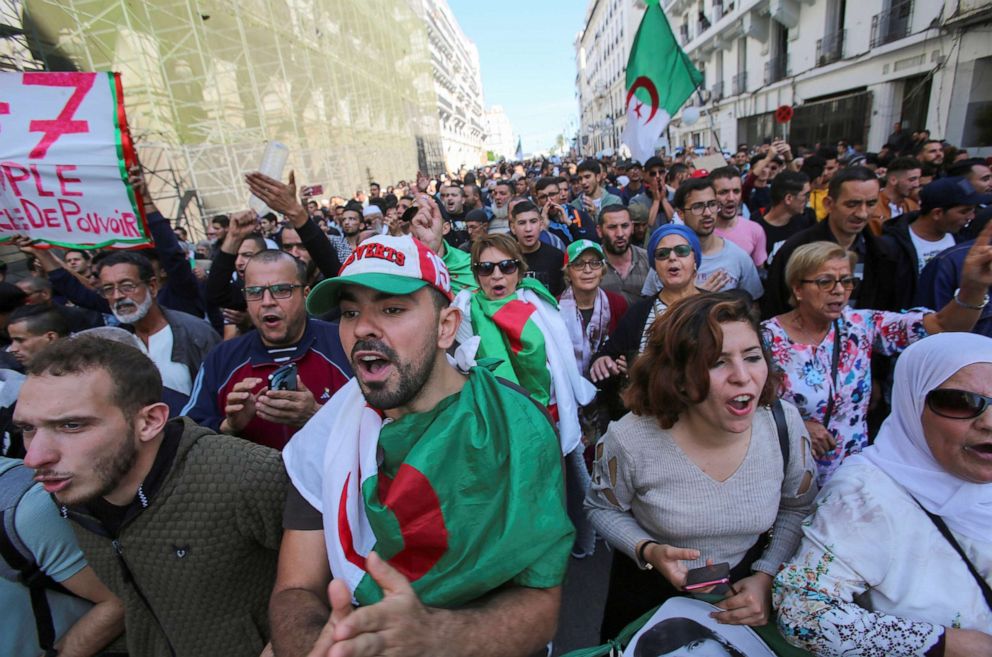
[626,76,660,123]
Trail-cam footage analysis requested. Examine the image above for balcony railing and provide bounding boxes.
[816,29,845,66]
[711,80,724,102]
[732,72,748,96]
[713,0,725,21]
[764,55,788,84]
[679,24,690,45]
[871,0,913,47]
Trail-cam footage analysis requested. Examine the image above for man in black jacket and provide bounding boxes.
[762,167,909,319]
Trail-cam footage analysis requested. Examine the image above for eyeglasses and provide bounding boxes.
[647,169,666,177]
[683,200,720,216]
[473,259,520,276]
[567,258,605,271]
[926,389,992,419]
[243,283,303,301]
[97,281,145,298]
[536,191,559,201]
[800,276,859,292]
[654,245,694,260]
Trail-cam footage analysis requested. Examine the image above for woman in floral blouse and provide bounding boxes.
[762,239,992,483]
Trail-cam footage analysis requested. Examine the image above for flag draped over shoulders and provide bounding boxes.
[453,278,596,455]
[282,366,574,608]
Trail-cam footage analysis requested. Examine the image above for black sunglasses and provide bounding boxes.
[473,259,520,276]
[654,244,694,260]
[926,388,992,419]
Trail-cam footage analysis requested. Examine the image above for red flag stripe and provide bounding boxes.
[492,300,536,355]
[377,464,449,582]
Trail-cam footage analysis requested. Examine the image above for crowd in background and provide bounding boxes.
[1,128,992,657]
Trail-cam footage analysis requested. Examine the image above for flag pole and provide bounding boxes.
[696,89,724,155]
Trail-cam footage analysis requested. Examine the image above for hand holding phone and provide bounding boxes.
[268,363,298,391]
[684,562,733,595]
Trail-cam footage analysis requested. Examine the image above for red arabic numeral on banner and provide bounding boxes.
[22,72,97,159]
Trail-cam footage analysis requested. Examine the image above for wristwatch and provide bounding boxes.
[953,288,989,310]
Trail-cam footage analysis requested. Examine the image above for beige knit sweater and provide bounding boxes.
[585,403,817,576]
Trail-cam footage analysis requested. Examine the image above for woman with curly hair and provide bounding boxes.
[585,292,817,640]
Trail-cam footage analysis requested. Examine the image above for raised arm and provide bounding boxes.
[246,171,341,278]
[922,221,992,334]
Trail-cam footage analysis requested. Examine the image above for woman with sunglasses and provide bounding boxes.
[590,225,706,386]
[762,239,992,484]
[454,234,596,555]
[559,239,629,558]
[775,333,992,657]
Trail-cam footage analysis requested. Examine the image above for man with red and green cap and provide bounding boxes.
[270,233,574,657]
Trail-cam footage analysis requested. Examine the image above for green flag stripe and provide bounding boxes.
[626,1,704,114]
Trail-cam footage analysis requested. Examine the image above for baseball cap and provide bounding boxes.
[564,239,605,266]
[689,169,710,179]
[920,176,992,213]
[306,234,452,315]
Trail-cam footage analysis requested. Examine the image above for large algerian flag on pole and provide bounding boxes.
[621,0,704,163]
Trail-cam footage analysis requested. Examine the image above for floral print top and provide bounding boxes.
[773,460,991,657]
[762,306,929,484]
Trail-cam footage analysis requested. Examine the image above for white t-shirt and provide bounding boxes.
[908,229,955,274]
[144,325,193,395]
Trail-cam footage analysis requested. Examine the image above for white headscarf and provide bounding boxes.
[853,332,992,542]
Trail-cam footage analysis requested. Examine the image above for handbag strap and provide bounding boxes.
[821,319,842,428]
[912,498,992,612]
[771,399,790,478]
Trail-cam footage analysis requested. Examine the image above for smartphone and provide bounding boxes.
[684,562,732,593]
[268,362,298,391]
[304,184,324,197]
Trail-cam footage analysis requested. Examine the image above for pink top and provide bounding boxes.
[715,216,768,268]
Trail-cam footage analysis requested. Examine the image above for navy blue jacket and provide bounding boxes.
[182,318,351,450]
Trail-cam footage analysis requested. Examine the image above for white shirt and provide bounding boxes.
[908,228,955,273]
[775,460,992,655]
[143,325,192,395]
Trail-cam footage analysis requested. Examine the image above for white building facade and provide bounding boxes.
[666,0,992,155]
[575,0,648,157]
[419,0,487,173]
[484,105,516,160]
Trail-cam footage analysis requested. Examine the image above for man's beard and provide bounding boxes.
[112,290,153,324]
[602,234,629,256]
[54,422,139,506]
[351,335,437,411]
[492,205,508,219]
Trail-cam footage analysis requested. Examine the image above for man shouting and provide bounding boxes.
[271,234,574,657]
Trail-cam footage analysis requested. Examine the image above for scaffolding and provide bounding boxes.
[1,0,445,238]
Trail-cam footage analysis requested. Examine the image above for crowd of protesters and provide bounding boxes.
[1,130,991,657]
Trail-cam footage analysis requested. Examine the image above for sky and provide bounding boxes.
[446,0,586,155]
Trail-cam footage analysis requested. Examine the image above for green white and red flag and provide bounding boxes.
[453,278,596,457]
[621,0,704,163]
[283,367,574,607]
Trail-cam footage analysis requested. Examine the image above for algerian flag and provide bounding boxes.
[453,278,596,456]
[282,366,574,607]
[621,0,704,163]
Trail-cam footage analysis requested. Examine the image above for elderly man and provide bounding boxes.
[270,234,573,657]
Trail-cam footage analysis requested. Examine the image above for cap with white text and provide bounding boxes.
[306,234,452,315]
